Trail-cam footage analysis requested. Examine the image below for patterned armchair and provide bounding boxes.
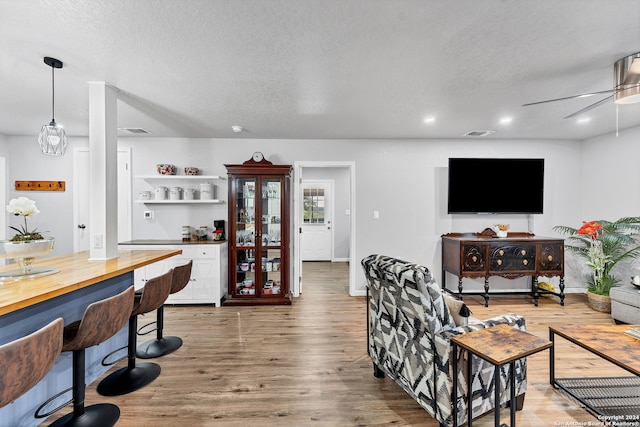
[362,254,527,427]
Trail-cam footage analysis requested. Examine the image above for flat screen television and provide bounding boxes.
[447,158,544,214]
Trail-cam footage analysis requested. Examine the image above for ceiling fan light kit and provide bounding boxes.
[614,53,640,104]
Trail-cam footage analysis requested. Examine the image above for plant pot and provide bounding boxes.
[587,290,611,313]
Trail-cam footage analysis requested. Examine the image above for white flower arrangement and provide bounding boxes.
[6,197,43,241]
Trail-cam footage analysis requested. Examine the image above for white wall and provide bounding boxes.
[5,134,587,293]
[577,125,640,283]
[5,136,85,255]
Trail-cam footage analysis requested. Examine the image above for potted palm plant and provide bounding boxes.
[553,217,640,312]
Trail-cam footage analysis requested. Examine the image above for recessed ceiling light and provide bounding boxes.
[423,116,436,124]
[499,116,513,125]
[232,125,243,133]
[577,117,591,124]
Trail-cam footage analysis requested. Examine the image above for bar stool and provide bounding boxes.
[0,318,63,408]
[137,260,193,359]
[97,269,173,396]
[47,286,135,427]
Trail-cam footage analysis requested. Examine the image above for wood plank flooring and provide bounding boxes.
[42,262,626,426]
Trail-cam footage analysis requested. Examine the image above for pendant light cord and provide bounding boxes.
[51,64,55,122]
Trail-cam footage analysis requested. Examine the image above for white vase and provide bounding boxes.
[0,237,55,276]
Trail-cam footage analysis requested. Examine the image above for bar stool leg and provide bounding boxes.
[136,305,183,359]
[49,349,120,427]
[96,315,161,396]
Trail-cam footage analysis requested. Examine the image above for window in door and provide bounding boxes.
[303,188,325,224]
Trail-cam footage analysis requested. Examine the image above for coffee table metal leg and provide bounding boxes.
[467,351,473,427]
[549,330,555,386]
[453,342,458,427]
[510,361,516,427]
[495,365,500,427]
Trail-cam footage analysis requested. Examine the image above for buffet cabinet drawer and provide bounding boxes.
[489,243,536,272]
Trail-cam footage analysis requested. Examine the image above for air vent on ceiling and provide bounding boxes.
[118,127,151,135]
[463,130,495,137]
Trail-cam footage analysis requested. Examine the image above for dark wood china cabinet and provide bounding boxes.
[223,153,292,305]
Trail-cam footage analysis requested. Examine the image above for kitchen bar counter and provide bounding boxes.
[0,249,181,316]
[0,249,181,426]
[119,239,226,245]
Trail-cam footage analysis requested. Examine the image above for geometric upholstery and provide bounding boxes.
[362,254,527,426]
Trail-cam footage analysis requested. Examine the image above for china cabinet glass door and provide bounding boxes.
[234,178,257,297]
[260,178,283,296]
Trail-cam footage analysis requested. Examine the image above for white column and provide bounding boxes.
[88,82,118,259]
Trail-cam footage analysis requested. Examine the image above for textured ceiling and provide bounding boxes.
[2,0,640,140]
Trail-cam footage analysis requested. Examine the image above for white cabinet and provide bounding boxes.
[119,243,228,306]
[134,175,225,204]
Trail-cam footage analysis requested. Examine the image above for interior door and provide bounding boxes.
[300,180,332,261]
[73,148,131,251]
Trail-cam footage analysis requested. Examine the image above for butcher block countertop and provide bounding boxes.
[0,249,181,316]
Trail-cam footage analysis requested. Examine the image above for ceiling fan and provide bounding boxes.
[522,52,640,119]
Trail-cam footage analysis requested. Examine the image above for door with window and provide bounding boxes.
[300,181,332,261]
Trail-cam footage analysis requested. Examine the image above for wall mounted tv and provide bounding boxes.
[447,158,544,214]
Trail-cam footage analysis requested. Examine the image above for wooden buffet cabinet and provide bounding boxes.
[224,154,292,305]
[441,232,565,307]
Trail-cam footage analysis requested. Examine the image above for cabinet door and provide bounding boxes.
[260,177,284,297]
[232,178,258,298]
[191,259,216,300]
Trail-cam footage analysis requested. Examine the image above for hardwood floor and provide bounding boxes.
[42,262,623,426]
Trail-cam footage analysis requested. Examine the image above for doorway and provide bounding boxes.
[293,161,356,297]
[73,147,132,251]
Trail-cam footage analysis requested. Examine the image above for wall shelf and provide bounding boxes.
[135,175,224,180]
[134,199,223,204]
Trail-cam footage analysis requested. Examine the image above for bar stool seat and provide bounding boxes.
[97,269,173,396]
[47,286,135,427]
[0,318,63,408]
[137,260,193,358]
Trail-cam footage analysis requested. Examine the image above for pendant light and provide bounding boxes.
[38,57,68,156]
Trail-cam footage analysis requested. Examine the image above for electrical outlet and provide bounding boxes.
[144,210,154,219]
[93,234,103,248]
[373,210,380,220]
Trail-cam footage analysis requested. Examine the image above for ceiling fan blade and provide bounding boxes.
[522,89,615,107]
[563,94,614,119]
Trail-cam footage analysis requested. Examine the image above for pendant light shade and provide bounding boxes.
[38,57,67,156]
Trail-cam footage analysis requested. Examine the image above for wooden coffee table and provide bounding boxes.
[451,324,552,427]
[549,324,640,418]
